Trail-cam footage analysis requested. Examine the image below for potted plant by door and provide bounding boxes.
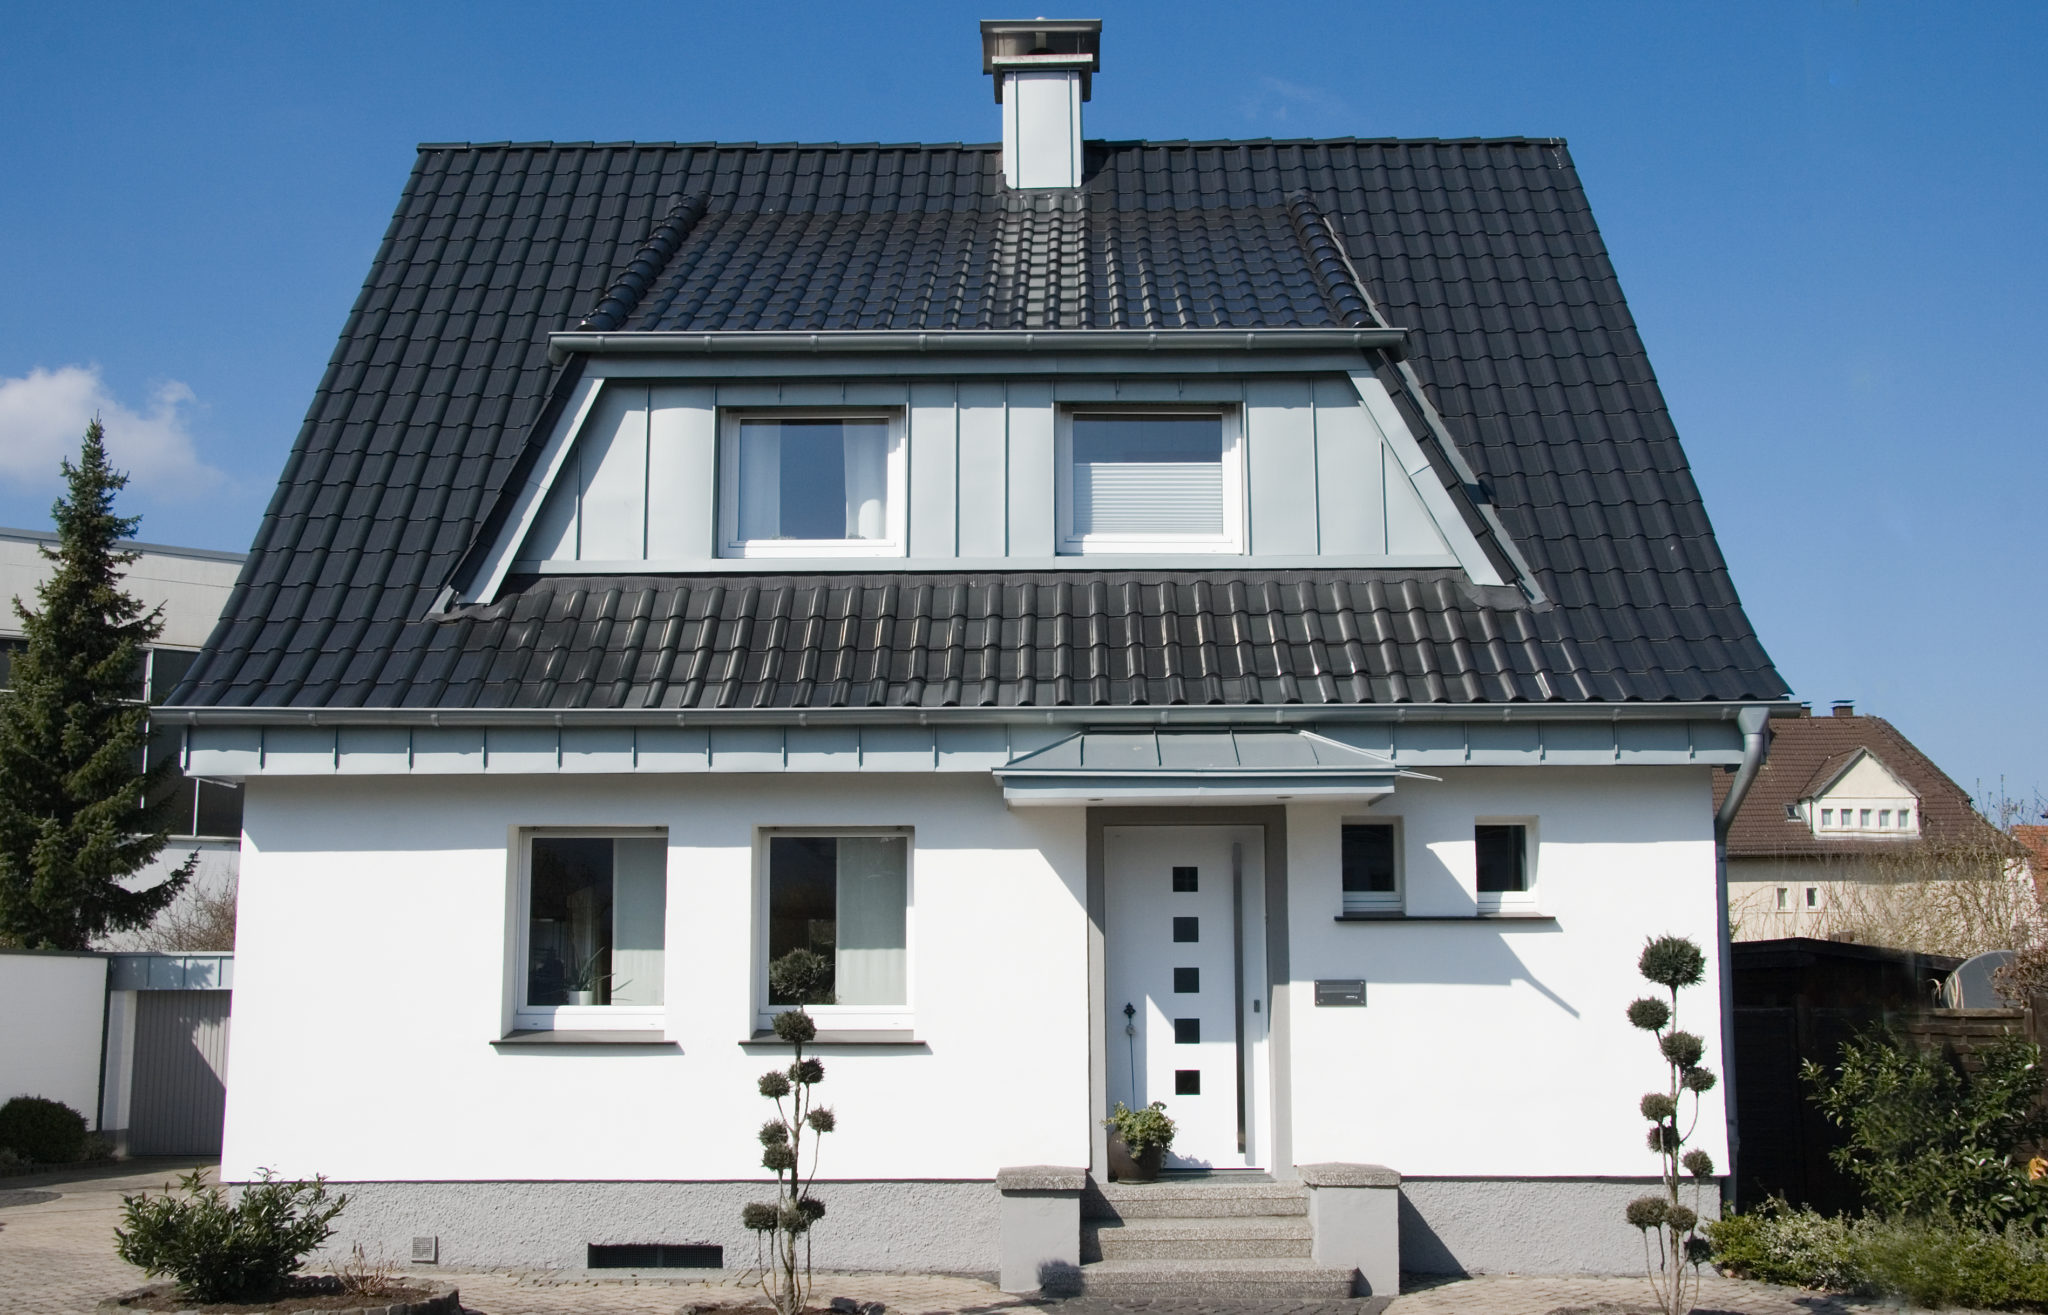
[1102,1101,1175,1182]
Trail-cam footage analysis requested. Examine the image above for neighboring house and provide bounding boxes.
[164,21,1794,1287]
[0,526,247,948]
[2018,826,2048,901]
[1717,702,2010,942]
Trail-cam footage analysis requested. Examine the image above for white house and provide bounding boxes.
[165,19,1793,1293]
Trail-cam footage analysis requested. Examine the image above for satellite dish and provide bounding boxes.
[1944,950,2021,1009]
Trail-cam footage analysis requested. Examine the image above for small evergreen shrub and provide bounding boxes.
[114,1168,348,1303]
[1708,1203,2048,1310]
[0,1095,88,1164]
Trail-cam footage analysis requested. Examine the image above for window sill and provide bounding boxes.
[493,1030,680,1047]
[1334,912,1556,923]
[743,1029,926,1047]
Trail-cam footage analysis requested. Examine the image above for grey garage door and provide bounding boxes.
[130,990,231,1155]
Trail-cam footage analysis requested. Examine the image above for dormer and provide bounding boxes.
[1791,748,1921,838]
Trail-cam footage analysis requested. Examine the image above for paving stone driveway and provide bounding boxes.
[0,1163,1948,1315]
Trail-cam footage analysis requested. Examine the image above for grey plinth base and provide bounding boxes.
[1299,1162,1400,1296]
[997,1165,1086,1295]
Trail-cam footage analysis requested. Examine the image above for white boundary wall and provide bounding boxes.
[0,950,108,1121]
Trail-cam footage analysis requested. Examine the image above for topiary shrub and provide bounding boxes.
[1623,934,1717,1315]
[0,1095,88,1164]
[115,1168,348,1303]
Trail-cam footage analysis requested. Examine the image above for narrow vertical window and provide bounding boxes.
[1806,887,1819,909]
[1898,808,1912,830]
[1820,809,1834,827]
[1475,825,1529,895]
[1341,822,1399,912]
[1775,887,1789,910]
[1859,809,1873,828]
[1879,810,1891,828]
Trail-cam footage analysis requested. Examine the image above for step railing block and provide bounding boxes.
[1299,1162,1400,1296]
[997,1164,1087,1295]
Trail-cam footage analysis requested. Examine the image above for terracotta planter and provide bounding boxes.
[1107,1133,1166,1182]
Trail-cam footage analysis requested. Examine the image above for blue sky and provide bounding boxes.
[0,2,2041,805]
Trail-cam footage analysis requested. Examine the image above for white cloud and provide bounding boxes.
[1238,77,1354,126]
[0,365,225,496]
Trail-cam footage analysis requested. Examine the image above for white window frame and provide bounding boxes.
[1474,816,1539,913]
[511,826,669,1033]
[717,409,908,559]
[754,826,915,1035]
[1339,816,1403,914]
[1055,406,1246,555]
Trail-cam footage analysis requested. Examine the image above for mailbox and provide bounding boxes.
[1314,979,1367,1006]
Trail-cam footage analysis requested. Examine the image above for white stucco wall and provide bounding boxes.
[1285,766,1729,1178]
[222,772,1091,1184]
[0,950,108,1121]
[224,763,1725,1191]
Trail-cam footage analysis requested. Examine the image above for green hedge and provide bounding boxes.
[1709,1202,2048,1311]
[0,1096,87,1164]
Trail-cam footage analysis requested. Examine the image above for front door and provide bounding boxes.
[1104,825,1267,1169]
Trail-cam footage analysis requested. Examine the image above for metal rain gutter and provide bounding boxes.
[155,700,1805,730]
[545,328,1410,366]
[1711,703,1775,1210]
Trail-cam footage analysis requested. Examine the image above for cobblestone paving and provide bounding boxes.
[0,1163,1972,1315]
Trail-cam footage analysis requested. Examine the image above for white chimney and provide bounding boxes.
[981,19,1102,190]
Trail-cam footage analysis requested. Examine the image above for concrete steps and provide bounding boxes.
[1075,1257,1360,1299]
[1075,1175,1355,1298]
[1083,1214,1312,1261]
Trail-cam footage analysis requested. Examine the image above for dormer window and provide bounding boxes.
[719,412,907,558]
[1056,409,1244,554]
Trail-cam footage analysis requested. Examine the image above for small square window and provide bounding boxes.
[1475,825,1528,894]
[1172,866,1198,892]
[522,834,666,1024]
[1174,967,1200,993]
[1175,1070,1202,1095]
[1172,916,1199,943]
[1898,808,1912,829]
[1174,1018,1201,1044]
[1820,809,1834,827]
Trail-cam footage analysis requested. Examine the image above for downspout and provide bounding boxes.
[1712,705,1772,1210]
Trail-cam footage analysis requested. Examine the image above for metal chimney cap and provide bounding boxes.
[981,18,1102,101]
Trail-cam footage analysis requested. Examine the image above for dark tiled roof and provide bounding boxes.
[1713,712,1992,857]
[176,138,1786,712]
[395,569,1737,711]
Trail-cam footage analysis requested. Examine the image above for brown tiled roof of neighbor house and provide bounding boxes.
[1712,708,1992,858]
[2015,826,2048,899]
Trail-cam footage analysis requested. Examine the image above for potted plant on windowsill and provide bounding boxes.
[1102,1101,1174,1182]
[564,952,620,1007]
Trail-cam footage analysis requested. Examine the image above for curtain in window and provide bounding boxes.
[609,837,667,1006]
[738,425,782,541]
[842,422,888,540]
[834,836,907,1005]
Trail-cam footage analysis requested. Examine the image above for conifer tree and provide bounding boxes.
[0,420,194,948]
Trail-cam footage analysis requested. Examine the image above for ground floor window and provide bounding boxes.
[1475,821,1535,910]
[522,834,666,1020]
[765,833,909,1010]
[1340,821,1399,913]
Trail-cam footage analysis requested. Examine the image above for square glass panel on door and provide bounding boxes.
[1104,825,1269,1170]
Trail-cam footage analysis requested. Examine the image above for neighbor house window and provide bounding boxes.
[1475,822,1534,909]
[1806,886,1820,909]
[719,413,905,557]
[518,833,666,1029]
[1898,808,1912,829]
[1820,809,1833,827]
[1775,887,1789,910]
[1341,821,1399,913]
[1056,410,1244,554]
[763,833,910,1024]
